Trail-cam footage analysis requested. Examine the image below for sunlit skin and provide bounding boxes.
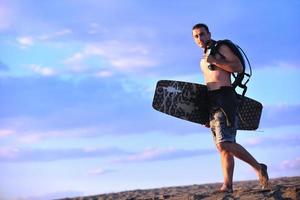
[193,26,268,192]
[192,27,243,91]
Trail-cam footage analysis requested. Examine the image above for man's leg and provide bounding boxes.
[217,142,269,188]
[210,110,236,191]
[219,149,234,191]
[210,109,268,190]
[217,142,260,172]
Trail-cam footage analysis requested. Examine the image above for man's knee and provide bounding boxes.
[216,142,232,153]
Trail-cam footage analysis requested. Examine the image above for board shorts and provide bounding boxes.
[208,86,238,144]
[210,109,237,144]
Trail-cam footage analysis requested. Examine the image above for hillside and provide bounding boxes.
[60,176,300,200]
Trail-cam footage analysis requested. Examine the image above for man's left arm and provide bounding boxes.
[206,45,243,73]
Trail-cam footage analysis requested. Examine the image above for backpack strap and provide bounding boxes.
[215,40,252,97]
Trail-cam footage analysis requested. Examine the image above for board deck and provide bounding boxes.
[152,80,263,130]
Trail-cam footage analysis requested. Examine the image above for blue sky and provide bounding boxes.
[0,0,300,199]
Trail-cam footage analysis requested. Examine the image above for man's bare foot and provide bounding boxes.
[219,184,233,193]
[258,163,269,189]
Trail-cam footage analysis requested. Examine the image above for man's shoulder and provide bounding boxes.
[216,40,242,60]
[216,43,236,58]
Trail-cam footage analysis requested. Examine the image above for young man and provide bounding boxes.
[192,23,269,192]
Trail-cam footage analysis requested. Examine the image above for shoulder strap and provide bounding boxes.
[215,39,252,97]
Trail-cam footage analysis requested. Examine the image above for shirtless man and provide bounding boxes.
[192,23,269,192]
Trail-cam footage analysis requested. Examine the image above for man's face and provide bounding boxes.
[192,27,211,49]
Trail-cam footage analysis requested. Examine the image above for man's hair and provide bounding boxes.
[192,23,210,33]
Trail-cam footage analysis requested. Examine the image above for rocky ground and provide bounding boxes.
[60,176,300,200]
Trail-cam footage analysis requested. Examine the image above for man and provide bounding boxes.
[192,23,269,192]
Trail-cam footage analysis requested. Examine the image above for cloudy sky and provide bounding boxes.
[0,0,300,199]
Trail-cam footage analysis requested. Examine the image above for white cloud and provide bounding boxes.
[15,28,72,49]
[110,57,156,70]
[0,146,127,162]
[63,50,101,74]
[94,70,113,78]
[63,52,87,73]
[18,134,43,144]
[29,64,56,76]
[64,52,85,63]
[242,138,263,146]
[241,134,300,149]
[20,191,84,200]
[63,40,158,75]
[90,22,100,28]
[15,127,101,144]
[38,28,72,40]
[262,60,300,69]
[88,22,108,35]
[17,36,34,48]
[89,41,156,71]
[1,116,122,144]
[122,147,177,162]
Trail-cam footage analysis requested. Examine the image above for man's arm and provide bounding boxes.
[206,44,243,73]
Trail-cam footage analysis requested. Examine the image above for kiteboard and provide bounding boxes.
[152,80,262,130]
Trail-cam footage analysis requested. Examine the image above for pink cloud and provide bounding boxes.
[0,147,20,159]
[0,129,15,137]
[0,0,17,31]
[88,168,114,176]
[280,157,300,170]
[111,147,214,163]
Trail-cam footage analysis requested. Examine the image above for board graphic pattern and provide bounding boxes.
[152,80,262,131]
[237,97,262,130]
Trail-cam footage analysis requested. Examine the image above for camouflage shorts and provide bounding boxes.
[210,109,237,144]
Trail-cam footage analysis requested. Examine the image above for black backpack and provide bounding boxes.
[208,39,252,97]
